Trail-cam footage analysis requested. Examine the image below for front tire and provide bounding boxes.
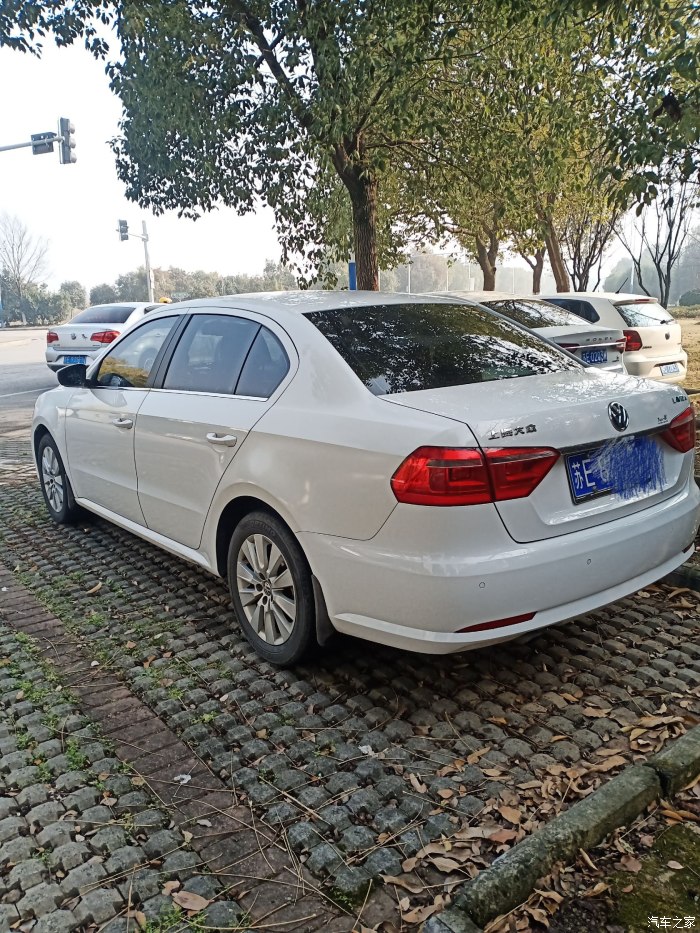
[227,511,316,665]
[37,434,84,524]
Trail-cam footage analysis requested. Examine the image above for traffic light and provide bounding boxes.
[118,220,129,241]
[58,117,76,165]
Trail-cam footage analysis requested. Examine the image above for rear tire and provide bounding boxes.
[227,511,316,665]
[37,434,84,524]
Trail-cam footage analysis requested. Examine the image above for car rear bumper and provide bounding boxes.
[45,349,99,371]
[624,350,688,383]
[300,481,700,654]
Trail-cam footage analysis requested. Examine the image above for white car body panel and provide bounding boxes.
[540,292,687,383]
[32,291,700,655]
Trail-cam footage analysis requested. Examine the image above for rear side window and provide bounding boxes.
[484,299,581,328]
[71,305,137,324]
[305,303,579,395]
[236,328,290,398]
[164,314,260,394]
[615,301,673,327]
[545,298,600,323]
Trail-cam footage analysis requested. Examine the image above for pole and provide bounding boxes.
[142,221,154,302]
[407,261,411,294]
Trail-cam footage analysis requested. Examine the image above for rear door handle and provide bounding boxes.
[206,432,238,447]
[112,417,133,429]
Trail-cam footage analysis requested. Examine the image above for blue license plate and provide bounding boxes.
[565,435,666,503]
[63,355,86,365]
[581,348,608,365]
[660,363,679,375]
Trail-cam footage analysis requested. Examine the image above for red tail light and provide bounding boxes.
[615,338,627,353]
[46,331,59,344]
[623,329,642,352]
[90,330,119,344]
[660,406,696,453]
[391,446,560,506]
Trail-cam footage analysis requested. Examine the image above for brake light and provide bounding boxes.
[46,331,59,344]
[660,406,696,453]
[391,446,560,506]
[90,330,119,344]
[623,329,642,352]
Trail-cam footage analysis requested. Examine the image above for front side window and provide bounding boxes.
[615,301,673,327]
[306,303,579,396]
[163,314,260,394]
[484,299,582,329]
[95,317,176,388]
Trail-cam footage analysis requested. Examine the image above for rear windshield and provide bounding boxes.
[305,303,579,395]
[482,298,581,329]
[70,305,139,324]
[615,301,673,327]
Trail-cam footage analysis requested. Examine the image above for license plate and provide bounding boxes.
[565,435,665,504]
[660,363,680,375]
[63,355,87,365]
[581,348,608,365]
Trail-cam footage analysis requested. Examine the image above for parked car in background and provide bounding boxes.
[437,291,627,373]
[33,292,699,665]
[45,302,160,371]
[540,292,687,383]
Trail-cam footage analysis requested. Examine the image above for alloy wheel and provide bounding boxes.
[236,533,296,645]
[41,446,64,513]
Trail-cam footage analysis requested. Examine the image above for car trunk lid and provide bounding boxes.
[536,324,624,369]
[384,370,691,542]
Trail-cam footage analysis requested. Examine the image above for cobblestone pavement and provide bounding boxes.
[1,435,700,929]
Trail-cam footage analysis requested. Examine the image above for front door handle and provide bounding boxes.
[112,417,134,429]
[206,432,238,447]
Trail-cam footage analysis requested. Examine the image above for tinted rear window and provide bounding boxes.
[306,303,579,395]
[70,305,138,324]
[546,298,600,323]
[615,301,673,327]
[482,298,581,329]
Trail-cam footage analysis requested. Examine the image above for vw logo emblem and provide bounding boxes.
[608,402,629,432]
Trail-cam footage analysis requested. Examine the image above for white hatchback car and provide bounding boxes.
[540,292,687,383]
[45,302,160,371]
[437,291,626,373]
[32,292,699,665]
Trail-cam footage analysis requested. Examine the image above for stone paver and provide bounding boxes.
[1,436,699,929]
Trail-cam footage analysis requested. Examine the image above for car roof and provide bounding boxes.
[442,291,549,302]
[539,292,658,302]
[150,290,461,321]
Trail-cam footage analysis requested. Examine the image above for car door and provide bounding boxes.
[64,315,180,524]
[134,311,291,548]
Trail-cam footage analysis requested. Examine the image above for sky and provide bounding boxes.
[0,40,281,293]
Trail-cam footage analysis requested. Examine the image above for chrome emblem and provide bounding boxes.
[608,402,629,432]
[70,333,76,340]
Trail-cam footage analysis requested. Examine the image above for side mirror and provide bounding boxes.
[56,363,88,387]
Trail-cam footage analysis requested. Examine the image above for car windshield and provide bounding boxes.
[614,301,673,327]
[481,298,581,328]
[70,305,138,324]
[306,303,579,395]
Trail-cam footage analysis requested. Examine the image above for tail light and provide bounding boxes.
[660,406,696,453]
[615,338,627,353]
[90,330,119,344]
[623,330,642,352]
[46,331,59,344]
[391,446,560,506]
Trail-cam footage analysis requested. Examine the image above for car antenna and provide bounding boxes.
[614,277,627,293]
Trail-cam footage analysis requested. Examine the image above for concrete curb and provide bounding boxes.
[421,724,700,933]
[664,563,700,592]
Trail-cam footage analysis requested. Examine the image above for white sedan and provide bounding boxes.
[32,292,699,665]
[45,302,160,371]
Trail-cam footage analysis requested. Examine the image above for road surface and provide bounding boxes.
[0,328,57,433]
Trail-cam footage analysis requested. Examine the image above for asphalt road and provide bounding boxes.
[0,328,57,432]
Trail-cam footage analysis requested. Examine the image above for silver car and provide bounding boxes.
[45,302,160,371]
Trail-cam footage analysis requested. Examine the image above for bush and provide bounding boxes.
[679,289,700,307]
[673,305,700,319]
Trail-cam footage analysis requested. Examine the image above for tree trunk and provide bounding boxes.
[531,248,544,294]
[475,233,498,290]
[332,142,379,290]
[350,175,379,290]
[543,220,570,292]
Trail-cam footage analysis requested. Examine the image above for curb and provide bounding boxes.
[664,562,700,592]
[421,725,700,933]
